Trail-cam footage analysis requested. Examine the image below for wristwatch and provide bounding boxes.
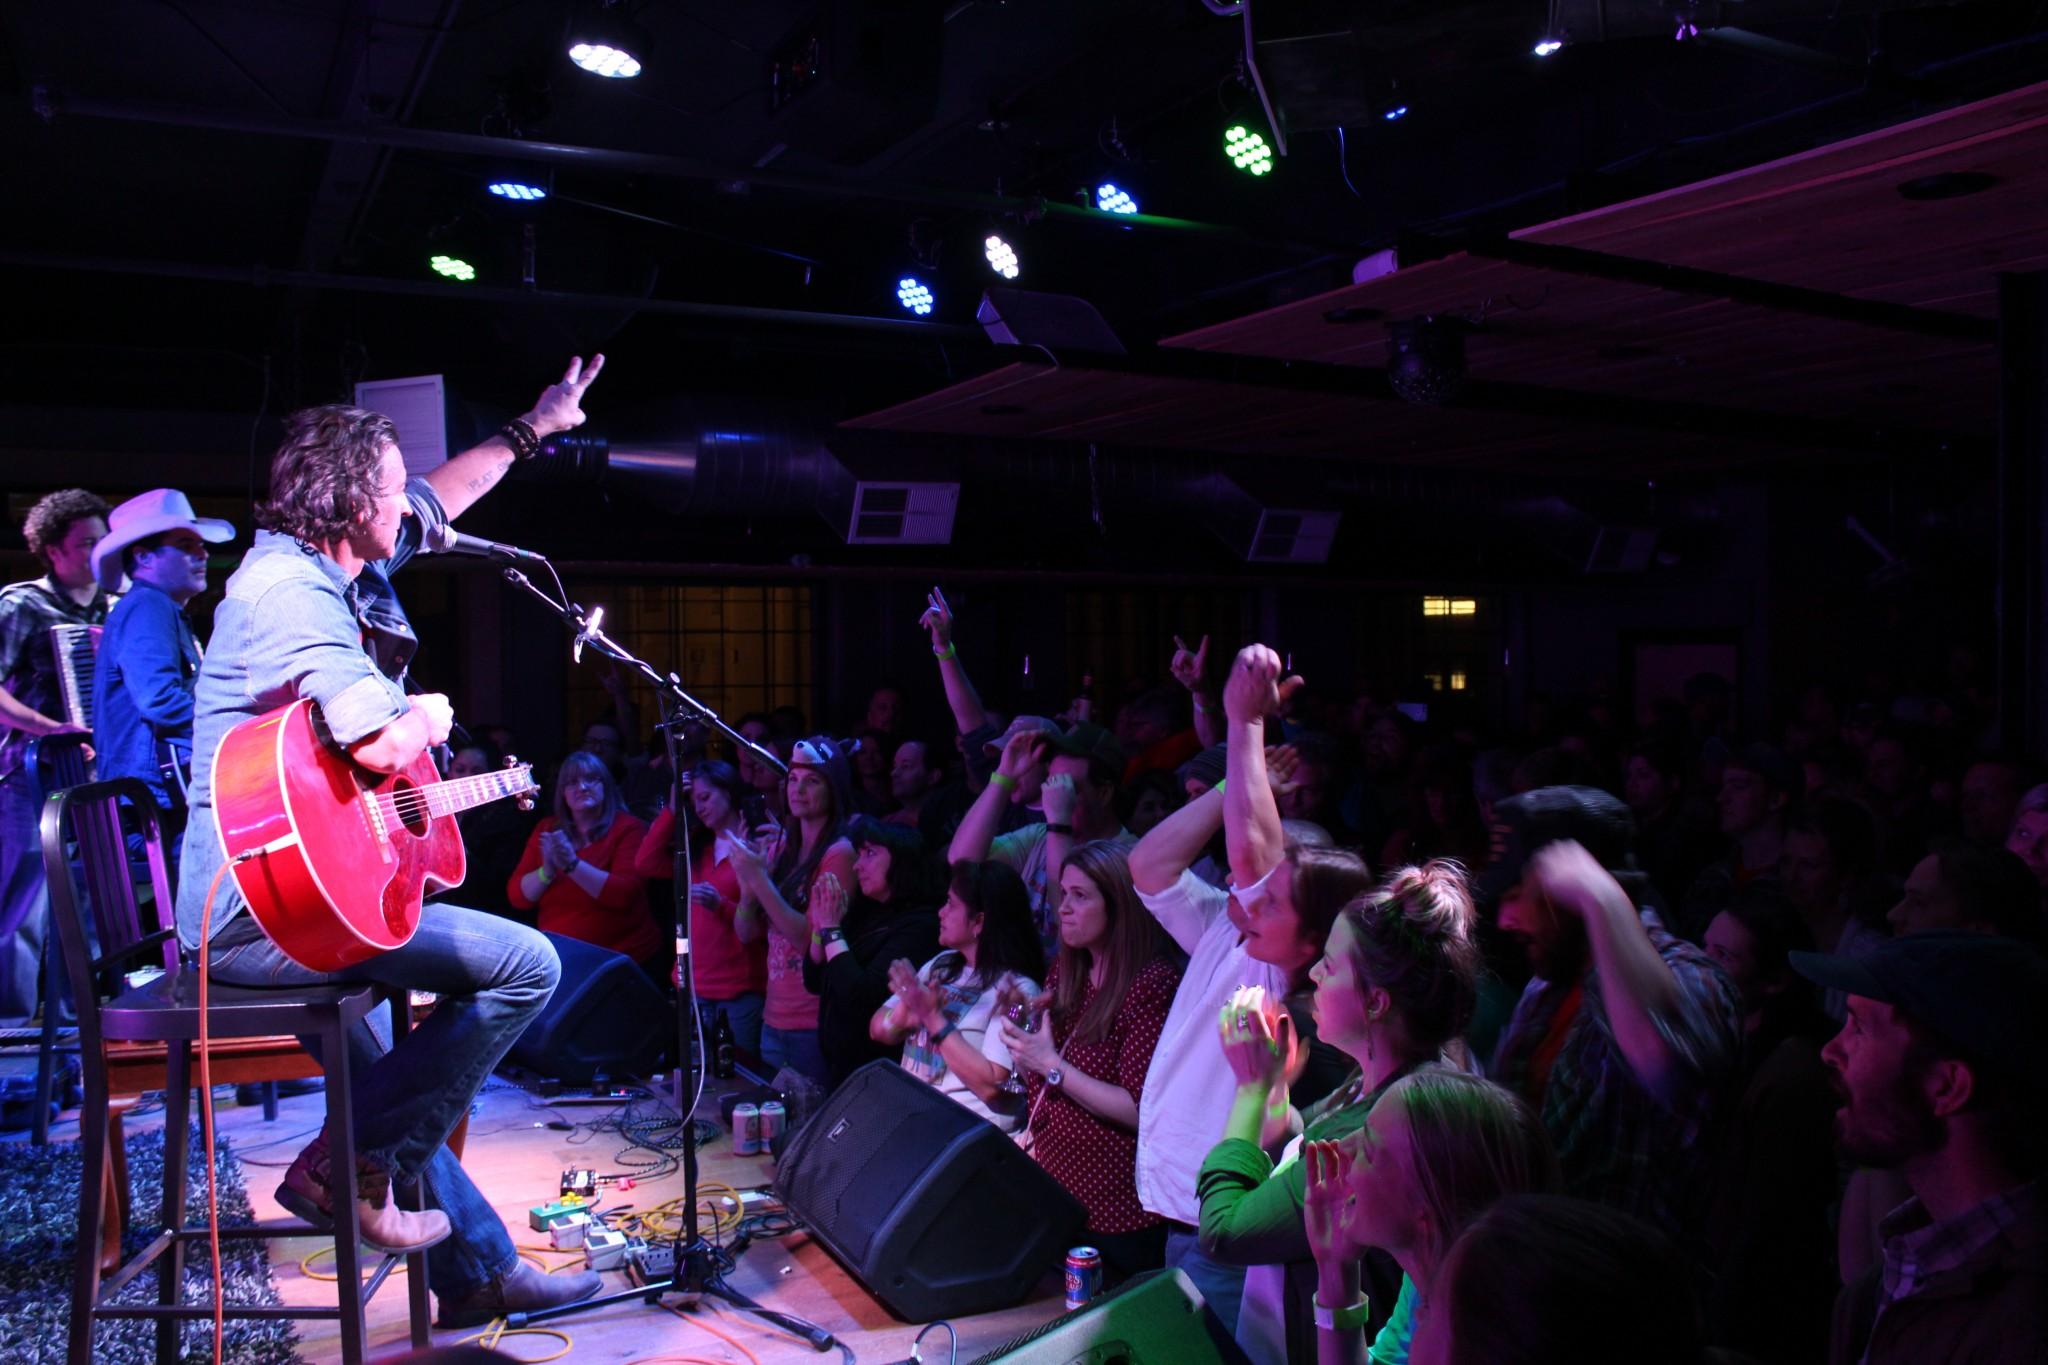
[1045,1064,1065,1088]
[1045,822,1075,835]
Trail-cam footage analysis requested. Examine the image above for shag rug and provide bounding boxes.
[0,1124,303,1364]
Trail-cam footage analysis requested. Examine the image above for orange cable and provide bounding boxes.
[197,858,234,1365]
[664,1299,765,1365]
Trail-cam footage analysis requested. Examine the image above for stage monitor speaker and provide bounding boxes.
[775,1059,1084,1321]
[969,1268,1252,1364]
[503,931,666,1084]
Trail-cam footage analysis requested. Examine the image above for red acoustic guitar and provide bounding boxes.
[213,698,537,972]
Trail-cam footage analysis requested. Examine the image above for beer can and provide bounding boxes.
[1064,1246,1101,1311]
[760,1100,787,1150]
[731,1102,761,1155]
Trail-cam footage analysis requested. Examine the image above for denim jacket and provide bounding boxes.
[93,579,200,809]
[175,478,447,950]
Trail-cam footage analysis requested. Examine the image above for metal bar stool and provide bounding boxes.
[43,778,433,1364]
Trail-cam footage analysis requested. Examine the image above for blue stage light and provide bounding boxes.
[896,276,935,316]
[1095,182,1138,215]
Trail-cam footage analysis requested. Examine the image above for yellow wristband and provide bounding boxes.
[989,771,1017,794]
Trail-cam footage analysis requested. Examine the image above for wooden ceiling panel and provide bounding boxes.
[849,83,2046,472]
[841,362,1817,473]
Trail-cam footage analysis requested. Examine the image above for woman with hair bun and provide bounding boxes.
[1197,860,1485,1365]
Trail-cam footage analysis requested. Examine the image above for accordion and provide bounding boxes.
[50,622,102,731]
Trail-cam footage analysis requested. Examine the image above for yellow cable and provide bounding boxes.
[298,1244,408,1282]
[460,1316,574,1363]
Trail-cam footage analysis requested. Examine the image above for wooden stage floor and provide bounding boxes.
[111,1073,1070,1363]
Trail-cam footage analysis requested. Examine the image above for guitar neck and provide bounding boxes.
[380,769,534,820]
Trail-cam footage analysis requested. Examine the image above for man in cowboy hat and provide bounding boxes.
[90,489,236,855]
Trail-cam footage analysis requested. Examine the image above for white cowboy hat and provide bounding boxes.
[91,488,236,593]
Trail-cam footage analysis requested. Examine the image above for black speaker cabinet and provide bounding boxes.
[502,931,666,1084]
[775,1060,1084,1321]
[969,1269,1253,1364]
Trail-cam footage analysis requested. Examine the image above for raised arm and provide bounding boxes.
[1530,841,1737,1104]
[920,586,989,738]
[423,354,605,520]
[1171,634,1222,749]
[1223,645,1298,888]
[1130,785,1225,894]
[949,728,1042,864]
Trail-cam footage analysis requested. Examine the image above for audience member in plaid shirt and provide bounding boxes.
[0,487,110,1024]
[1795,931,2048,1365]
[1481,786,1742,1249]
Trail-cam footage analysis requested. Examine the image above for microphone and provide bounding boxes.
[426,523,546,563]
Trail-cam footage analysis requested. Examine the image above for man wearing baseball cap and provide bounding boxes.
[1794,933,2048,1364]
[1481,786,1741,1244]
[90,489,236,853]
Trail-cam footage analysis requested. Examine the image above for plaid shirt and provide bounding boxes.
[1491,907,1740,1242]
[0,575,109,781]
[1874,1182,2040,1321]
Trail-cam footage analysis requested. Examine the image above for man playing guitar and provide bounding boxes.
[177,357,607,1327]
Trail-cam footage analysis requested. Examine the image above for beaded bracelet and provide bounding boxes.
[498,417,543,461]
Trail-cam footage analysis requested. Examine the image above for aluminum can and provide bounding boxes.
[760,1100,787,1149]
[731,1102,761,1155]
[1064,1246,1102,1311]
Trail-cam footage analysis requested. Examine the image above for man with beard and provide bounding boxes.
[1793,933,2048,1365]
[1480,786,1741,1247]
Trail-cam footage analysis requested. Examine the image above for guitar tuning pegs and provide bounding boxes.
[505,754,537,810]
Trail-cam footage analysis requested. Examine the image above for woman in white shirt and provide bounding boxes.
[871,859,1047,1132]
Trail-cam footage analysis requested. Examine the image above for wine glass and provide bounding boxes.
[994,982,1041,1107]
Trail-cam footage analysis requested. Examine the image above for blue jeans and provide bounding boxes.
[1165,1226,1247,1336]
[0,771,50,1025]
[758,1023,824,1084]
[698,990,764,1057]
[206,902,560,1297]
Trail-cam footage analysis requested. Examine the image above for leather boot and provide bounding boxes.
[435,1259,604,1329]
[275,1132,451,1255]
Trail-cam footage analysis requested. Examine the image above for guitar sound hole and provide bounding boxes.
[389,778,430,836]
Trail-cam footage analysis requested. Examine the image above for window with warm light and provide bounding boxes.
[1421,596,1478,618]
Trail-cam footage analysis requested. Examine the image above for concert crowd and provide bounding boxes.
[5,370,2045,1361]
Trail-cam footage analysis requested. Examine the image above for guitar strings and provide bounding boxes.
[377,770,534,821]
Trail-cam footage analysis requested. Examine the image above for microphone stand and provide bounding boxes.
[493,561,830,1351]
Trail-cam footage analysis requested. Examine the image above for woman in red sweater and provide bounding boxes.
[635,759,769,1054]
[509,750,658,972]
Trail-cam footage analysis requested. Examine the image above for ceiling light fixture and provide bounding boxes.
[486,179,548,201]
[983,234,1020,280]
[1095,182,1138,215]
[896,276,936,316]
[429,254,476,282]
[1224,124,1274,176]
[1533,37,1565,56]
[567,3,649,78]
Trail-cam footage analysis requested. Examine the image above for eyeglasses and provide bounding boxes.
[566,777,607,790]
